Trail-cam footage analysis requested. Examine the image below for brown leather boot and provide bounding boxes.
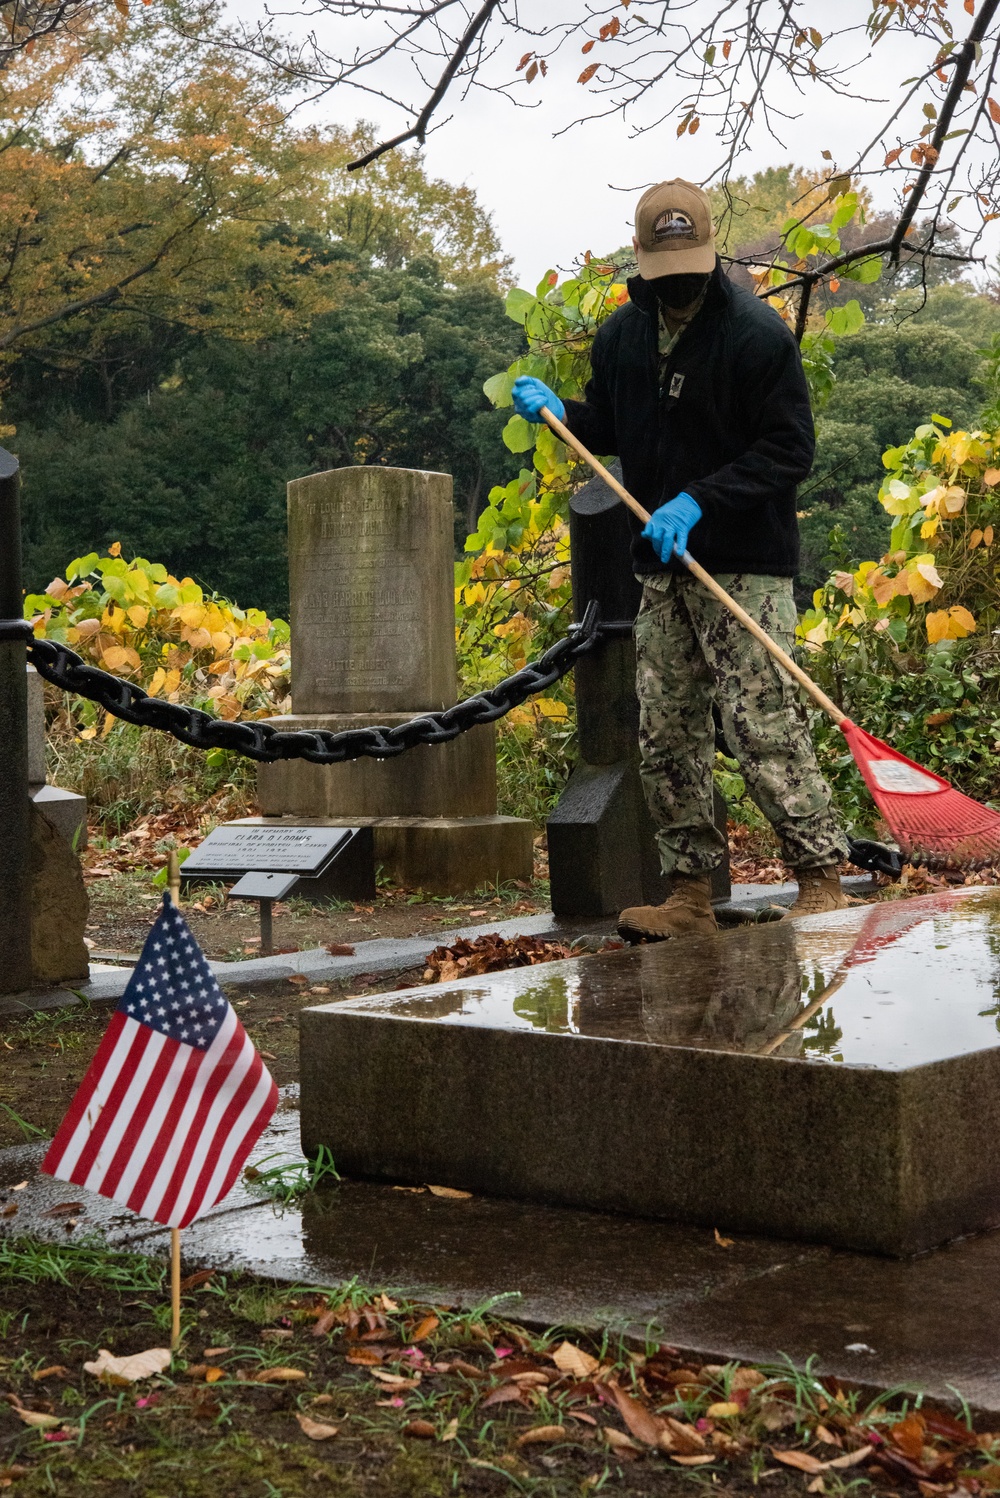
[786,864,850,918]
[618,875,718,943]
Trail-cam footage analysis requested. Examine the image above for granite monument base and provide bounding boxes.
[257,716,501,819]
[301,887,1000,1256]
[235,814,533,897]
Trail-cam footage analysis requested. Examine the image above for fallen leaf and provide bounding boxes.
[441,1417,460,1442]
[481,1383,526,1409]
[604,1428,642,1452]
[203,1346,230,1358]
[517,1425,566,1446]
[178,1268,215,1292]
[672,1454,717,1466]
[31,1367,68,1382]
[731,1368,766,1392]
[10,1182,28,1191]
[287,974,309,986]
[261,1329,293,1343]
[551,1340,600,1379]
[380,1294,399,1312]
[312,1310,337,1338]
[891,1413,927,1459]
[1,1204,17,1218]
[345,1347,383,1366]
[772,1449,826,1474]
[369,1369,421,1390]
[251,1367,306,1383]
[666,1417,707,1454]
[84,1348,172,1384]
[826,1447,873,1469]
[205,1368,226,1383]
[40,1202,84,1218]
[295,1412,339,1441]
[707,1402,741,1419]
[325,943,355,956]
[808,1478,825,1493]
[15,1410,61,1430]
[410,1315,440,1341]
[426,1186,471,1200]
[714,1228,735,1247]
[404,1419,436,1439]
[606,1381,665,1446]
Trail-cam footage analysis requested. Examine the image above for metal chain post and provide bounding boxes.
[0,447,32,991]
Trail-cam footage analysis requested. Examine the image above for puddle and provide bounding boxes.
[320,887,1000,1069]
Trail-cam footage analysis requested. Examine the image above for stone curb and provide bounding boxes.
[0,876,877,1017]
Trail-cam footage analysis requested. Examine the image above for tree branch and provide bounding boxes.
[347,0,502,170]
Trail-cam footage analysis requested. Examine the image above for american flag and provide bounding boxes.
[42,895,278,1229]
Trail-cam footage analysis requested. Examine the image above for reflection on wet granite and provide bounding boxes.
[331,887,1000,1068]
[300,888,1000,1255]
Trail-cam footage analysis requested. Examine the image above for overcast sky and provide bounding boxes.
[249,2,996,288]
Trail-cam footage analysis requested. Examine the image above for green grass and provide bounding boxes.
[0,1236,167,1291]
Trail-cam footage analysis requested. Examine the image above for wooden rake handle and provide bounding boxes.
[539,405,846,728]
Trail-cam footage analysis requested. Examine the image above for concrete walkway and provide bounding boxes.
[3,1076,998,1418]
[0,876,877,1016]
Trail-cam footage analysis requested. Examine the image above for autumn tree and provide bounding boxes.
[0,0,346,385]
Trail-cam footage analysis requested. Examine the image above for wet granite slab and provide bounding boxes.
[300,888,1000,1256]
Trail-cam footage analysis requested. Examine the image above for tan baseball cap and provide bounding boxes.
[634,179,716,277]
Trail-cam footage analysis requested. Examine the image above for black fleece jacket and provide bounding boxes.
[562,260,815,577]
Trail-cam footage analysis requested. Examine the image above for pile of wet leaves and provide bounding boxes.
[2,1245,1000,1496]
[422,932,622,984]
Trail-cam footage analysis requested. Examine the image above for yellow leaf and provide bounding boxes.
[707,1402,742,1418]
[952,605,977,632]
[15,1410,61,1429]
[942,485,967,515]
[164,668,181,694]
[78,726,97,741]
[177,604,206,629]
[920,517,940,539]
[517,1425,567,1446]
[147,667,167,696]
[969,529,984,549]
[101,645,132,671]
[251,1367,306,1383]
[983,468,1000,487]
[210,631,232,655]
[108,541,122,558]
[986,525,995,546]
[215,694,242,720]
[127,605,149,627]
[184,627,213,650]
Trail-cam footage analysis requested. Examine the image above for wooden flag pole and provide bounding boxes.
[171,1228,182,1350]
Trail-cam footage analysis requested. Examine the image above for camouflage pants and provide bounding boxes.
[634,571,848,876]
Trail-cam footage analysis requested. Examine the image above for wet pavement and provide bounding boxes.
[0,875,877,1017]
[4,1084,1000,1416]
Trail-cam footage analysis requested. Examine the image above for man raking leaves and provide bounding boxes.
[515,182,1000,933]
[513,180,851,942]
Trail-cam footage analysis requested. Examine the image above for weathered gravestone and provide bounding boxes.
[300,887,1000,1256]
[256,467,533,895]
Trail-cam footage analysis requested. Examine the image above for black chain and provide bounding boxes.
[0,607,632,765]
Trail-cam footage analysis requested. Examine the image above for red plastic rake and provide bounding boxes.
[541,405,1000,871]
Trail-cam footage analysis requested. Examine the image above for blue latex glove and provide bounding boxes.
[642,491,702,562]
[511,375,565,425]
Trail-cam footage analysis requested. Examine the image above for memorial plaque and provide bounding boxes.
[287,466,457,715]
[182,824,354,876]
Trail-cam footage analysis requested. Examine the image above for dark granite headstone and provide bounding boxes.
[547,464,730,916]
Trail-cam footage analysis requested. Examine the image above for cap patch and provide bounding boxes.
[652,210,696,243]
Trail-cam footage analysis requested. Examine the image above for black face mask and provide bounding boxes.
[648,271,711,310]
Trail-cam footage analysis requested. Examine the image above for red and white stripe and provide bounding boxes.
[42,1009,277,1230]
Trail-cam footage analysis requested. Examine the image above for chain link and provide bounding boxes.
[0,607,631,765]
